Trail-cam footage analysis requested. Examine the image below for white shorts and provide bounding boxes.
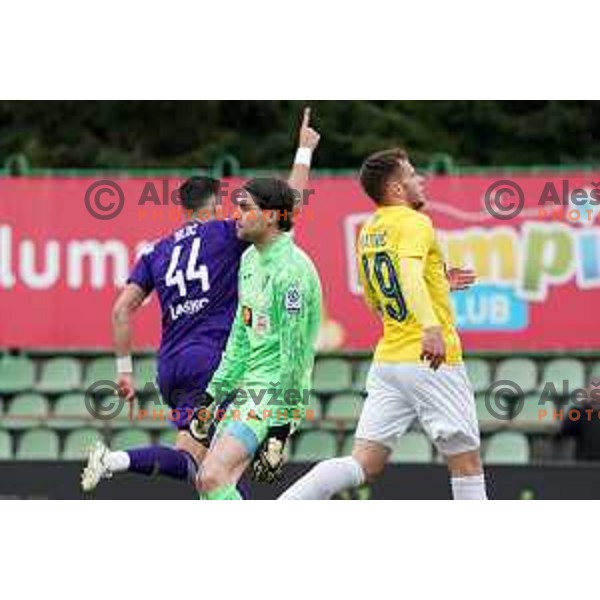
[355,363,481,456]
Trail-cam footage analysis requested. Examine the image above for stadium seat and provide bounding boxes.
[37,357,82,393]
[292,430,338,461]
[389,432,433,464]
[464,358,492,394]
[513,393,558,425]
[299,393,323,429]
[92,393,135,429]
[325,392,363,425]
[111,428,152,450]
[589,361,600,381]
[312,358,353,394]
[511,392,539,422]
[16,428,60,460]
[63,428,105,460]
[495,358,538,394]
[52,393,93,429]
[83,357,115,389]
[484,432,530,465]
[0,430,13,459]
[352,360,371,392]
[475,394,506,423]
[158,429,177,446]
[539,358,586,397]
[4,393,50,429]
[539,399,563,426]
[0,354,35,394]
[134,357,158,393]
[341,434,355,455]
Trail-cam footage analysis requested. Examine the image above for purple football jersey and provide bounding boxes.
[127,219,248,428]
[128,219,247,362]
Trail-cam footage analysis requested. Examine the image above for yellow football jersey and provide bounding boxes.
[357,205,462,364]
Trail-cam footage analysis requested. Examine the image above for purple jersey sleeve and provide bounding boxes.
[127,251,155,293]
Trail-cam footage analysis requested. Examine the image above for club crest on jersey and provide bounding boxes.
[242,305,253,326]
[284,285,302,314]
[255,314,270,335]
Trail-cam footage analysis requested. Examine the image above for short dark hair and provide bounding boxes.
[359,148,408,204]
[243,177,296,232]
[179,176,221,211]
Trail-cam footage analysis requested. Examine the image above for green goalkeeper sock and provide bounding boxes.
[200,484,242,500]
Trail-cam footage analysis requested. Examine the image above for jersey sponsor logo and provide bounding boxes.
[284,285,302,314]
[168,297,209,321]
[242,305,253,326]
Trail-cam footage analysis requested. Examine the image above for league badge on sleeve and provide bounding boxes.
[284,285,302,314]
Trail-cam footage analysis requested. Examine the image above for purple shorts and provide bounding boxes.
[157,346,222,430]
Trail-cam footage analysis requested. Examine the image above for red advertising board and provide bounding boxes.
[1,174,599,351]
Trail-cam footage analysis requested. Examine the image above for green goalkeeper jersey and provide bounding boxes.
[207,233,322,428]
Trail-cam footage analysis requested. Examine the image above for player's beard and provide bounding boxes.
[411,198,426,211]
[406,185,427,211]
[408,193,426,211]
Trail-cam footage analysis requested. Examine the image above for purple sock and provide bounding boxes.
[127,446,197,482]
[237,479,251,500]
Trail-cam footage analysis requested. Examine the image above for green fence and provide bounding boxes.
[2,152,599,179]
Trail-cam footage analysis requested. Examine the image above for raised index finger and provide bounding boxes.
[301,106,311,129]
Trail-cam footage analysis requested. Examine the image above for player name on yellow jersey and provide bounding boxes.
[357,205,463,364]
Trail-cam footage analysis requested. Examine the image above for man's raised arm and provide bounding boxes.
[288,107,320,199]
